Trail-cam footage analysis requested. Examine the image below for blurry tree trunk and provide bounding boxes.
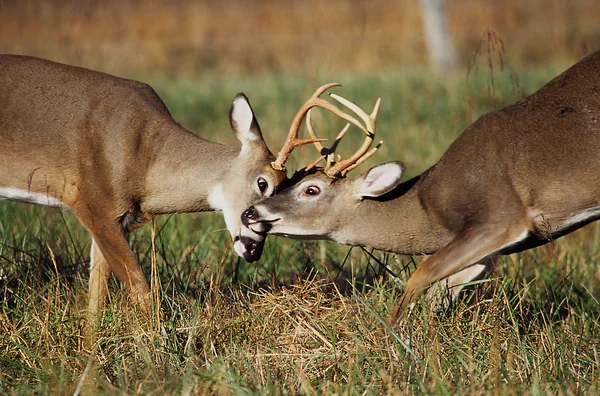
[419,0,458,72]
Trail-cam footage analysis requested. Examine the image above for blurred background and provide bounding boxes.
[1,0,598,78]
[2,0,598,168]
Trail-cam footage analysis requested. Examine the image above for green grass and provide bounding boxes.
[1,63,599,394]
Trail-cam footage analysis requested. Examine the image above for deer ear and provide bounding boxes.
[229,93,265,148]
[356,161,405,198]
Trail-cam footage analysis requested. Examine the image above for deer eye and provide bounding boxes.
[257,177,268,195]
[302,185,321,196]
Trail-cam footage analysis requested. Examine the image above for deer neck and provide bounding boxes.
[141,123,240,215]
[334,176,452,255]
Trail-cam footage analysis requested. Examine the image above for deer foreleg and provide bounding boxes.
[79,216,151,313]
[87,239,111,317]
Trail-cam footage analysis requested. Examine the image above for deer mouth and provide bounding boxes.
[234,233,265,263]
[239,236,264,262]
[246,218,280,235]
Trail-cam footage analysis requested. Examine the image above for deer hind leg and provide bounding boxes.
[85,239,111,349]
[87,239,111,318]
[388,222,529,324]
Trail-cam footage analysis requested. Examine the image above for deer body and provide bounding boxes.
[242,50,600,322]
[0,55,285,318]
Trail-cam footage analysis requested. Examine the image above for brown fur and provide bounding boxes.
[244,51,600,323]
[0,55,285,327]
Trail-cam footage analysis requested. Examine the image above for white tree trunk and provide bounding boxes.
[419,0,458,72]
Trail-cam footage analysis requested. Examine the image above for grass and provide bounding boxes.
[1,62,599,394]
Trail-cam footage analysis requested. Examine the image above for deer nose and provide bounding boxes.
[242,206,258,225]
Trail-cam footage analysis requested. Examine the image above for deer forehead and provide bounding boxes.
[260,165,286,185]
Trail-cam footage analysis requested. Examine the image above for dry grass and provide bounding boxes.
[1,0,598,78]
[1,264,598,393]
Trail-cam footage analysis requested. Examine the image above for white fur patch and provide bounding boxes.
[207,184,225,211]
[245,131,259,141]
[208,183,239,237]
[269,225,325,240]
[89,242,96,272]
[0,187,64,207]
[231,96,257,140]
[233,240,246,257]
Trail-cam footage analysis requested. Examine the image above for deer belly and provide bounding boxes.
[529,205,600,239]
[556,206,600,233]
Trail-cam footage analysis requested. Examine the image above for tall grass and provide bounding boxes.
[1,64,599,393]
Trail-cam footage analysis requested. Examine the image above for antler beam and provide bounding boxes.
[302,92,382,177]
[271,83,379,173]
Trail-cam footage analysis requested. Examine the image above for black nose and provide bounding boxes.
[242,206,258,224]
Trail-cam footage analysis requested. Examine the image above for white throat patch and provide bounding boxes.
[208,183,238,237]
[207,184,225,212]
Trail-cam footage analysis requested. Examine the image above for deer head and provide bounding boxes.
[215,93,286,262]
[241,83,383,254]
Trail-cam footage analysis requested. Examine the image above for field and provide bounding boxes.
[1,1,600,394]
[1,60,599,394]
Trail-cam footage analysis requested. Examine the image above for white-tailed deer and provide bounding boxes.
[0,55,297,319]
[242,50,600,324]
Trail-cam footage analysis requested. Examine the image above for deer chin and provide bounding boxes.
[236,227,267,263]
[237,236,264,262]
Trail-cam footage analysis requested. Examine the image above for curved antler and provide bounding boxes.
[304,93,383,177]
[326,94,382,177]
[271,83,373,172]
[306,109,350,172]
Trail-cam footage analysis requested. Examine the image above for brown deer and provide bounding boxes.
[241,50,600,324]
[0,54,299,319]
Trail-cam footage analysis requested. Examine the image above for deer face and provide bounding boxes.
[211,94,286,262]
[240,162,405,250]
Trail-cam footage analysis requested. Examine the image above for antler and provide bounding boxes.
[305,109,350,172]
[304,92,383,177]
[271,83,379,172]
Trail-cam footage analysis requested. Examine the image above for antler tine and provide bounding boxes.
[325,97,382,177]
[306,109,351,170]
[271,82,372,172]
[306,109,326,155]
[329,93,380,133]
[271,84,340,171]
[341,140,384,176]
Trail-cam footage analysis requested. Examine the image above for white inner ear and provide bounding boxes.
[232,97,258,141]
[359,163,403,198]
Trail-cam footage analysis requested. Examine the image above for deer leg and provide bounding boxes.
[84,239,111,350]
[79,217,151,313]
[388,223,529,324]
[87,239,111,318]
[424,257,498,309]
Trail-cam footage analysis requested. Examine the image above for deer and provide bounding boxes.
[241,50,600,325]
[0,54,321,323]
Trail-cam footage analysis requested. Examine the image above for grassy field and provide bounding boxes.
[1,60,599,394]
